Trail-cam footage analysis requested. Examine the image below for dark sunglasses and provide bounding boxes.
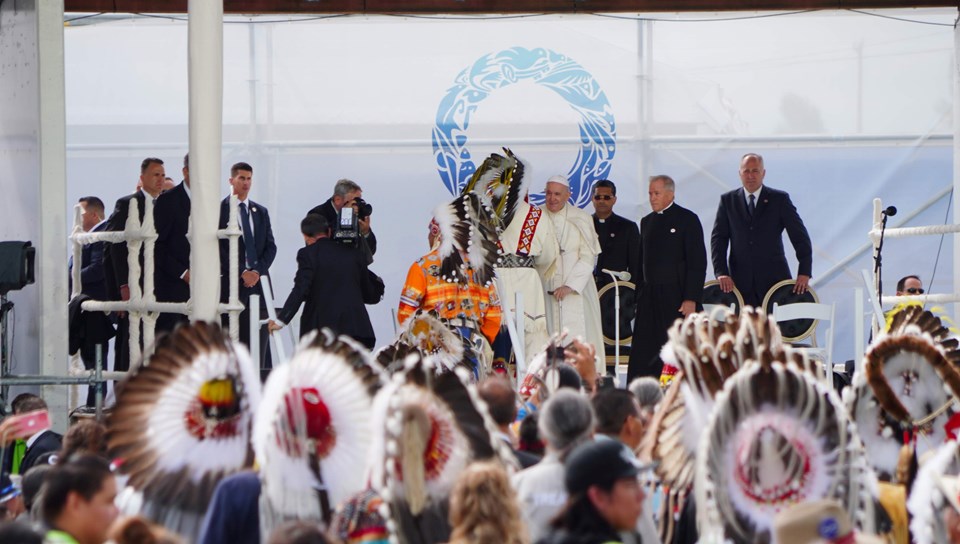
[906,287,925,294]
[593,195,613,201]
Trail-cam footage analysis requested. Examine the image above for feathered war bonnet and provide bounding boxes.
[373,309,468,376]
[107,321,261,540]
[845,306,960,483]
[640,306,825,544]
[433,148,528,287]
[253,329,383,536]
[695,356,879,543]
[367,356,515,544]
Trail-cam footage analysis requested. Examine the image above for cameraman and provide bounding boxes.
[268,214,381,349]
[307,178,376,262]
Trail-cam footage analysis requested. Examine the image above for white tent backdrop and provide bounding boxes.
[62,9,956,366]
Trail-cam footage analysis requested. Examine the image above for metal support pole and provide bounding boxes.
[142,197,158,357]
[249,294,260,369]
[38,0,69,427]
[94,343,103,419]
[259,275,286,364]
[126,197,143,369]
[514,291,525,379]
[854,287,864,367]
[188,0,225,323]
[71,204,83,299]
[221,194,241,342]
[953,20,960,320]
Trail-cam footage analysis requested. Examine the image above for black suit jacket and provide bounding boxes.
[308,198,378,256]
[103,191,148,299]
[154,182,192,303]
[593,212,640,286]
[711,186,813,306]
[220,197,277,316]
[220,197,277,282]
[21,430,62,474]
[70,221,110,301]
[277,238,379,346]
[637,203,707,303]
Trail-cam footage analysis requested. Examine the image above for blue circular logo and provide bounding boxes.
[817,517,840,539]
[432,47,616,209]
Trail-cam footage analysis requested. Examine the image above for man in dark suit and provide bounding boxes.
[219,162,277,375]
[591,180,640,373]
[102,158,166,372]
[70,196,115,406]
[13,395,62,474]
[307,178,377,262]
[628,175,706,380]
[268,214,381,349]
[711,153,813,308]
[154,153,192,334]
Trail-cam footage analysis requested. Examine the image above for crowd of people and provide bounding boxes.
[14,147,959,544]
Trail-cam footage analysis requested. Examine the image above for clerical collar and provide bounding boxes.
[656,202,674,215]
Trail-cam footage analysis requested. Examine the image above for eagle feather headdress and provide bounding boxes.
[107,321,261,540]
[368,355,515,544]
[907,439,960,544]
[373,309,468,375]
[695,358,879,543]
[253,329,382,537]
[641,306,819,543]
[845,306,960,481]
[434,148,528,286]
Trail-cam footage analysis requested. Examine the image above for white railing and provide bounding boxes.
[856,198,960,350]
[68,195,245,377]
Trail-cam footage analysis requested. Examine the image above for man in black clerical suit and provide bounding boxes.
[307,178,377,262]
[268,214,381,349]
[154,153,192,334]
[591,180,640,372]
[102,157,166,372]
[711,153,813,308]
[219,162,277,377]
[70,196,115,406]
[627,175,706,381]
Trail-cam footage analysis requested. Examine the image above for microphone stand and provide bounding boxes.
[874,211,890,302]
[603,270,622,373]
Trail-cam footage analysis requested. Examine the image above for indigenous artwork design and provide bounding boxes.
[432,46,616,208]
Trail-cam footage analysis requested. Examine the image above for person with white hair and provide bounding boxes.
[511,389,595,542]
[542,174,605,374]
[628,377,663,417]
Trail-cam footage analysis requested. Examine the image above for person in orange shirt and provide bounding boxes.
[398,218,501,378]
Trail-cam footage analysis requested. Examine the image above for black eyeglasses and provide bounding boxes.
[593,195,613,201]
[906,287,925,294]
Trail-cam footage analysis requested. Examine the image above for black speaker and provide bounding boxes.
[0,241,36,295]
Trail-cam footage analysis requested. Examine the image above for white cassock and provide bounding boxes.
[544,204,605,374]
[495,202,559,363]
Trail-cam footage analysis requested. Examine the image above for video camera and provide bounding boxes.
[0,241,35,296]
[333,197,373,245]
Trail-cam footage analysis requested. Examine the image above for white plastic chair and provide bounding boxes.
[772,301,836,374]
[703,303,736,320]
